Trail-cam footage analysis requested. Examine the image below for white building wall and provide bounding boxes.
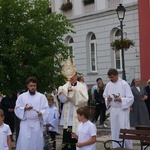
[96,1,106,11]
[52,0,61,13]
[53,0,138,16]
[73,0,82,16]
[51,0,139,85]
[123,0,138,5]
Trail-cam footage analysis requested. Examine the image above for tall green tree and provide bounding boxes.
[0,0,74,94]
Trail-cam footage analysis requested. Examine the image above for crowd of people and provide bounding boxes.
[0,67,150,150]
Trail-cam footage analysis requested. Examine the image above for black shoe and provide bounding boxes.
[56,133,60,135]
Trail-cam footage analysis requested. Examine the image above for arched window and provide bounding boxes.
[68,37,74,64]
[113,29,122,70]
[89,33,97,72]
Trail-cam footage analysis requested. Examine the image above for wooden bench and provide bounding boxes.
[104,128,150,150]
[135,125,150,150]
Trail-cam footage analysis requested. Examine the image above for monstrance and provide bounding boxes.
[62,56,76,81]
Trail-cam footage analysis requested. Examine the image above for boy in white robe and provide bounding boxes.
[72,106,97,150]
[44,95,59,150]
[103,68,134,148]
[15,76,49,150]
[0,109,12,150]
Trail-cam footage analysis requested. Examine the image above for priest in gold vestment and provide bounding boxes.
[58,57,88,150]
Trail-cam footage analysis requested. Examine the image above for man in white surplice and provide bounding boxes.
[103,68,134,148]
[58,72,88,150]
[15,76,49,150]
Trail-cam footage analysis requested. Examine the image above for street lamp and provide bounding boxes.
[116,4,126,80]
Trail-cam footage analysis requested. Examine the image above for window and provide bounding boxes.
[114,30,122,70]
[115,50,121,69]
[68,37,74,64]
[63,0,72,3]
[90,34,97,72]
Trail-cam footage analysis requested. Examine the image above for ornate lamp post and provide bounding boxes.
[116,4,126,80]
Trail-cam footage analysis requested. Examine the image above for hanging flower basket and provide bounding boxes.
[60,2,73,12]
[83,0,94,5]
[110,38,135,51]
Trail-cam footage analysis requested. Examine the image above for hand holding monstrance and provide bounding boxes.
[62,56,76,92]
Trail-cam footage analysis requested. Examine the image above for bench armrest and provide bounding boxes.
[104,140,123,149]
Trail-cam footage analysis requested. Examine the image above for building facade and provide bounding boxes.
[138,0,150,83]
[51,0,140,86]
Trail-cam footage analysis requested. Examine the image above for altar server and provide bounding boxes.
[15,76,49,150]
[103,68,134,149]
[45,95,59,150]
[0,109,12,150]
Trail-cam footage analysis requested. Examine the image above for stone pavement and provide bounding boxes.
[55,122,145,150]
[12,121,150,150]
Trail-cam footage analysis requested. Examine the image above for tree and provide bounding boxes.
[0,0,74,94]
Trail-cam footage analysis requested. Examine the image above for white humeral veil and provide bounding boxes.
[58,81,88,132]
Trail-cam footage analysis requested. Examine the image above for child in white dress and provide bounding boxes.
[72,106,97,150]
[0,109,12,150]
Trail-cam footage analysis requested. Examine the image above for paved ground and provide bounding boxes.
[48,116,147,150]
[12,119,150,150]
[55,123,144,150]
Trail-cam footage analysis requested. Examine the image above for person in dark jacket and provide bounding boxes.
[0,91,3,109]
[145,79,150,119]
[1,92,17,141]
[93,78,107,127]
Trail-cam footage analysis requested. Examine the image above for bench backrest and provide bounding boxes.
[119,129,150,141]
[135,125,150,131]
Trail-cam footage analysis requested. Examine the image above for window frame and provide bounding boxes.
[68,37,74,64]
[113,30,122,71]
[89,34,97,72]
